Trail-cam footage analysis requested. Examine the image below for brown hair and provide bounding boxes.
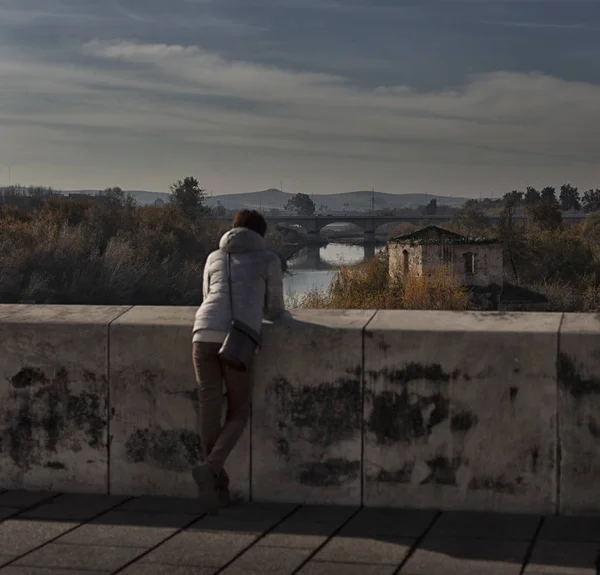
[232,209,267,237]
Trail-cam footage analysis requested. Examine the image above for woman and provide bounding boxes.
[191,209,285,507]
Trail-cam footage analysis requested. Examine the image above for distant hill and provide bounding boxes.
[63,190,171,205]
[206,189,470,212]
[59,188,470,210]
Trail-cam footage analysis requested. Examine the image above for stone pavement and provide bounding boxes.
[0,491,599,575]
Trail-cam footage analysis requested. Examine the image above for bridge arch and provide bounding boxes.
[314,219,367,233]
[274,222,309,241]
[316,221,366,236]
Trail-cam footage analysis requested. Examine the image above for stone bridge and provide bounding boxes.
[215,214,586,241]
[0,305,599,516]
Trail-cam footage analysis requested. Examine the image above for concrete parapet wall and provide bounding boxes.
[252,310,374,505]
[0,305,599,515]
[364,311,559,515]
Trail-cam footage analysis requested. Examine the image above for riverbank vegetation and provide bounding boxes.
[0,182,286,305]
[294,251,473,311]
[3,181,600,312]
[296,190,600,312]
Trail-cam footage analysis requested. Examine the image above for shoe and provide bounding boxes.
[191,463,218,510]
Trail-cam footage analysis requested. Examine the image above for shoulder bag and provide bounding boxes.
[218,252,261,371]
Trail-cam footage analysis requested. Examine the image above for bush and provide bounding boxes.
[296,251,471,310]
[0,198,285,306]
[401,266,472,310]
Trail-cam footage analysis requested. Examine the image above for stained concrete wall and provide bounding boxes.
[109,306,250,501]
[1,305,600,515]
[364,311,560,515]
[252,310,374,505]
[557,314,600,516]
[0,304,129,493]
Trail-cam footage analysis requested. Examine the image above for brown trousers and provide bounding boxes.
[192,342,252,484]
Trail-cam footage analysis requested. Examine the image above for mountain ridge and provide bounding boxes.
[59,188,470,209]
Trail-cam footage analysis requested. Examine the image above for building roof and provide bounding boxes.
[388,225,499,245]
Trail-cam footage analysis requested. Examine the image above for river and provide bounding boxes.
[283,242,385,305]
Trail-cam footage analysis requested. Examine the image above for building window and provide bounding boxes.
[463,252,476,274]
[442,245,452,265]
[403,249,409,274]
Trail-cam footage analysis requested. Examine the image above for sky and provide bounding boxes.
[2,0,600,198]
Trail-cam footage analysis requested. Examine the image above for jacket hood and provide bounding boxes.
[219,227,266,253]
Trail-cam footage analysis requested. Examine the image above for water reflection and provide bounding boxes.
[284,242,384,303]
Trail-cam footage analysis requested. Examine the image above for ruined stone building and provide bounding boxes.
[388,225,548,310]
[388,225,503,287]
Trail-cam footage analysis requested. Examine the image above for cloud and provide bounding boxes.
[481,19,600,30]
[3,37,600,192]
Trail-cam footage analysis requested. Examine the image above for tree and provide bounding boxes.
[456,201,488,237]
[526,197,562,231]
[424,198,438,216]
[583,189,600,213]
[284,193,316,216]
[559,183,581,211]
[541,187,556,201]
[524,187,541,205]
[500,191,523,281]
[99,187,136,211]
[214,205,227,217]
[169,177,209,216]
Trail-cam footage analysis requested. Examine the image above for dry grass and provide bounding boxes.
[296,251,472,310]
[401,266,472,310]
[0,198,286,305]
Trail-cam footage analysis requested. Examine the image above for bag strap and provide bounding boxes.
[226,252,236,322]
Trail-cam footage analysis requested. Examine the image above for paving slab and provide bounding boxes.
[13,542,145,571]
[314,535,414,565]
[298,563,397,575]
[0,509,18,522]
[0,492,56,509]
[220,546,312,574]
[523,541,600,574]
[187,502,297,536]
[19,494,128,521]
[539,516,600,542]
[216,502,298,518]
[118,496,211,515]
[189,515,277,536]
[0,520,77,555]
[57,510,195,547]
[284,505,358,526]
[428,511,540,540]
[139,531,257,567]
[400,538,528,574]
[0,568,110,575]
[340,508,437,538]
[258,524,331,550]
[119,565,216,575]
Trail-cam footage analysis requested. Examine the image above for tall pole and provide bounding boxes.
[372,186,375,214]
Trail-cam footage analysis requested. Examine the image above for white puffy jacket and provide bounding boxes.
[192,227,285,344]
